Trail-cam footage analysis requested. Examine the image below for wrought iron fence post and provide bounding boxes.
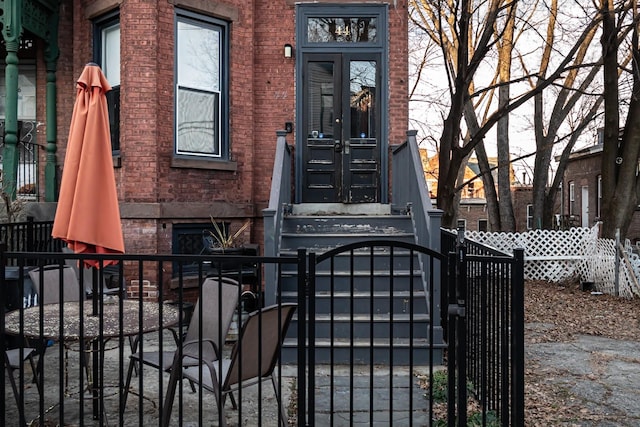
[297,248,309,426]
[511,248,525,426]
[446,251,457,426]
[0,243,6,415]
[26,216,34,252]
[447,225,467,427]
[455,236,467,427]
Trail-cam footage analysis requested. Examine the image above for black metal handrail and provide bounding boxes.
[0,217,61,262]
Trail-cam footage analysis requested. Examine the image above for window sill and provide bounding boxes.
[171,157,238,171]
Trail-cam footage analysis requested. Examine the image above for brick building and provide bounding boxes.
[561,142,640,242]
[420,148,537,232]
[1,1,409,282]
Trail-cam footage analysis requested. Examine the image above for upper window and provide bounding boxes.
[175,12,228,160]
[94,13,120,153]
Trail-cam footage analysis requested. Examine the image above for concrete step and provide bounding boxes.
[281,291,428,314]
[278,248,422,270]
[281,337,445,365]
[279,271,425,293]
[287,313,432,340]
[282,215,414,235]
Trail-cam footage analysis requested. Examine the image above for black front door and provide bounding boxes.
[302,53,380,203]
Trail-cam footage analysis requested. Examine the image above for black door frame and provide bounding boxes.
[294,4,389,204]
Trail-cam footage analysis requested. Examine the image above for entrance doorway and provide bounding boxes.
[301,53,381,203]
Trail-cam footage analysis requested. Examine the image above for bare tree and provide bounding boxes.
[410,0,606,229]
[600,0,640,239]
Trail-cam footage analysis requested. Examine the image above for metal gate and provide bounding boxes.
[296,234,524,426]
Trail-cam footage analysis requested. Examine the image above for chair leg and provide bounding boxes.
[213,388,228,427]
[128,336,139,376]
[227,391,238,410]
[271,372,288,427]
[161,361,181,427]
[121,355,137,413]
[27,354,41,396]
[6,364,27,427]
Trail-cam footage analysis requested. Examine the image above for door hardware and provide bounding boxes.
[334,140,343,153]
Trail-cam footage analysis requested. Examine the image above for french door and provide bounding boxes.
[301,53,381,203]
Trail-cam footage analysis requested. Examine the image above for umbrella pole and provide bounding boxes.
[91,266,101,420]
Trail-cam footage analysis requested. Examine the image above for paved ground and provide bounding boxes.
[526,323,640,426]
[5,336,436,426]
[5,330,297,426]
[7,323,640,426]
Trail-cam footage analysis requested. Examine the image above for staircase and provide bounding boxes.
[279,203,443,364]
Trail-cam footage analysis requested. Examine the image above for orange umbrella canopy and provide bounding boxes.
[52,64,124,266]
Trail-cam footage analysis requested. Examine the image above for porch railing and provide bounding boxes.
[0,217,61,259]
[1,120,40,200]
[262,130,293,306]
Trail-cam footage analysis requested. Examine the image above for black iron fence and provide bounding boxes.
[1,221,524,426]
[0,217,60,257]
[302,240,448,426]
[1,249,304,427]
[442,227,525,426]
[1,120,41,200]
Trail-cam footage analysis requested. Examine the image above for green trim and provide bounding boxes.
[44,4,60,202]
[1,0,60,201]
[1,0,23,199]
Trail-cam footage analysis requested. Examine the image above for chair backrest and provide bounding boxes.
[62,246,98,295]
[223,303,297,389]
[184,277,240,359]
[28,265,82,304]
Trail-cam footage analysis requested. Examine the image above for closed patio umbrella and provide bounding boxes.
[52,63,124,267]
[51,63,125,420]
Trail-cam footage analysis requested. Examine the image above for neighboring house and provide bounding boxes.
[561,141,640,242]
[0,1,409,293]
[420,148,534,232]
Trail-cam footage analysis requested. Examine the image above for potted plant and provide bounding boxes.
[204,217,251,253]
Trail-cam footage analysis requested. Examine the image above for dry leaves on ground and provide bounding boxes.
[525,278,640,426]
[525,278,640,343]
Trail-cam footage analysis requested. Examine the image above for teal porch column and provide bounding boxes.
[44,6,60,202]
[1,0,22,200]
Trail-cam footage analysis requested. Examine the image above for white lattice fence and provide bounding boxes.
[459,224,640,299]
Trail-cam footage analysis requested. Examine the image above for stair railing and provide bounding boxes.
[262,130,293,305]
[392,130,442,250]
[392,130,443,327]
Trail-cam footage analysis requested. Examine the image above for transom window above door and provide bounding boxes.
[307,17,378,43]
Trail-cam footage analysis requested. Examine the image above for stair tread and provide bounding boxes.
[294,313,431,321]
[282,337,439,348]
[279,246,418,252]
[280,269,423,276]
[281,231,415,236]
[282,290,426,297]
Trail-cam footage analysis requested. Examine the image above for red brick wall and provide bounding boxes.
[563,152,601,227]
[456,201,487,232]
[512,187,533,232]
[388,0,409,145]
[35,0,408,293]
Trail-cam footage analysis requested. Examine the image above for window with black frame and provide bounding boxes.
[175,11,229,160]
[93,12,120,154]
[172,223,216,277]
